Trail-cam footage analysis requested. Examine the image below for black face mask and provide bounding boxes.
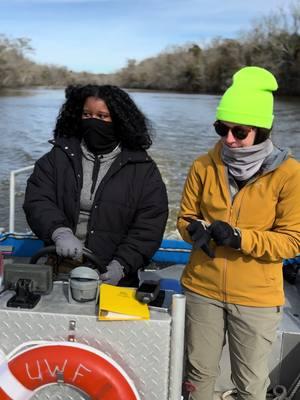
[81,118,118,154]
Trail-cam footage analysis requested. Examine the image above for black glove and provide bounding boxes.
[208,221,241,249]
[185,218,215,258]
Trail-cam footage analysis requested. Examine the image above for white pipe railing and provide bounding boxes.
[9,165,34,233]
[169,294,186,400]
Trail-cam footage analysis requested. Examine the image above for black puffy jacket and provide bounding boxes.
[23,137,168,284]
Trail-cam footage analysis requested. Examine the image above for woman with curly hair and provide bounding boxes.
[23,85,168,286]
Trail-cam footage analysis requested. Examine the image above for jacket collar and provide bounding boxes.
[49,137,152,164]
[120,147,152,164]
[208,141,231,205]
[49,136,81,156]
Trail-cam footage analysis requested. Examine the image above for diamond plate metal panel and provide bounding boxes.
[0,283,172,400]
[32,385,89,400]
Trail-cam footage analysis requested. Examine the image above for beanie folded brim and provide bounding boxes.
[216,108,274,129]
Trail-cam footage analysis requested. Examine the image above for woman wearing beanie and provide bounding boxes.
[177,66,300,400]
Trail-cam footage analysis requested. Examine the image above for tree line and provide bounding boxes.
[1,1,300,95]
[0,35,108,87]
[115,1,300,95]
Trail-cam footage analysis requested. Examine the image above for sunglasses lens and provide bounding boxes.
[214,121,250,140]
[214,122,229,137]
[231,127,249,140]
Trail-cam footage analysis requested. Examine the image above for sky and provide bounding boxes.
[0,0,290,74]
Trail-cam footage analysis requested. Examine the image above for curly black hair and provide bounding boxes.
[54,85,153,150]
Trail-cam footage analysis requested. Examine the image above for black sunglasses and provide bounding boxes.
[214,121,253,140]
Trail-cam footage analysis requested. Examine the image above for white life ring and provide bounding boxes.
[0,342,140,400]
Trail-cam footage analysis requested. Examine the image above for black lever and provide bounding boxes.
[7,278,41,309]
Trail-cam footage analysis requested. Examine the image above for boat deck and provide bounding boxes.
[0,243,299,399]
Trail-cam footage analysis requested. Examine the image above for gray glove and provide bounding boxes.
[51,227,83,259]
[99,259,125,286]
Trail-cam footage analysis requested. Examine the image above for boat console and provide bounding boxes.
[3,263,52,308]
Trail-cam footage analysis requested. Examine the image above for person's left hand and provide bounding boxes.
[186,219,215,258]
[208,221,241,249]
[99,259,125,285]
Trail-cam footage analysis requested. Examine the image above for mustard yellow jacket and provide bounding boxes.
[177,141,300,306]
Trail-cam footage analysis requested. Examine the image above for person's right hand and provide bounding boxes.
[185,218,215,258]
[51,227,83,259]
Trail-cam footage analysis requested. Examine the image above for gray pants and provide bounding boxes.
[185,291,282,400]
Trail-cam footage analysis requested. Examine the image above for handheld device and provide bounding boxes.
[136,280,160,304]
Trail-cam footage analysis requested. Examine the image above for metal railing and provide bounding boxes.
[9,165,34,233]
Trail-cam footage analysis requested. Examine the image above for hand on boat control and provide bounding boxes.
[99,259,125,285]
[185,218,215,258]
[51,227,83,259]
[208,220,241,249]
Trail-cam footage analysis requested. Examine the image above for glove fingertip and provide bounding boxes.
[99,273,108,281]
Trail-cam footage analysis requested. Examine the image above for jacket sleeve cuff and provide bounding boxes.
[113,257,129,275]
[51,227,73,241]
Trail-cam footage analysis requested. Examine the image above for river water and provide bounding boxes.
[0,88,299,237]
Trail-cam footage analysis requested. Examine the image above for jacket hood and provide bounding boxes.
[261,146,290,173]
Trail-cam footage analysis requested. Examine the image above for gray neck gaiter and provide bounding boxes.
[221,139,274,181]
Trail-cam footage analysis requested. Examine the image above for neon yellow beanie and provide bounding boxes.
[216,66,278,129]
